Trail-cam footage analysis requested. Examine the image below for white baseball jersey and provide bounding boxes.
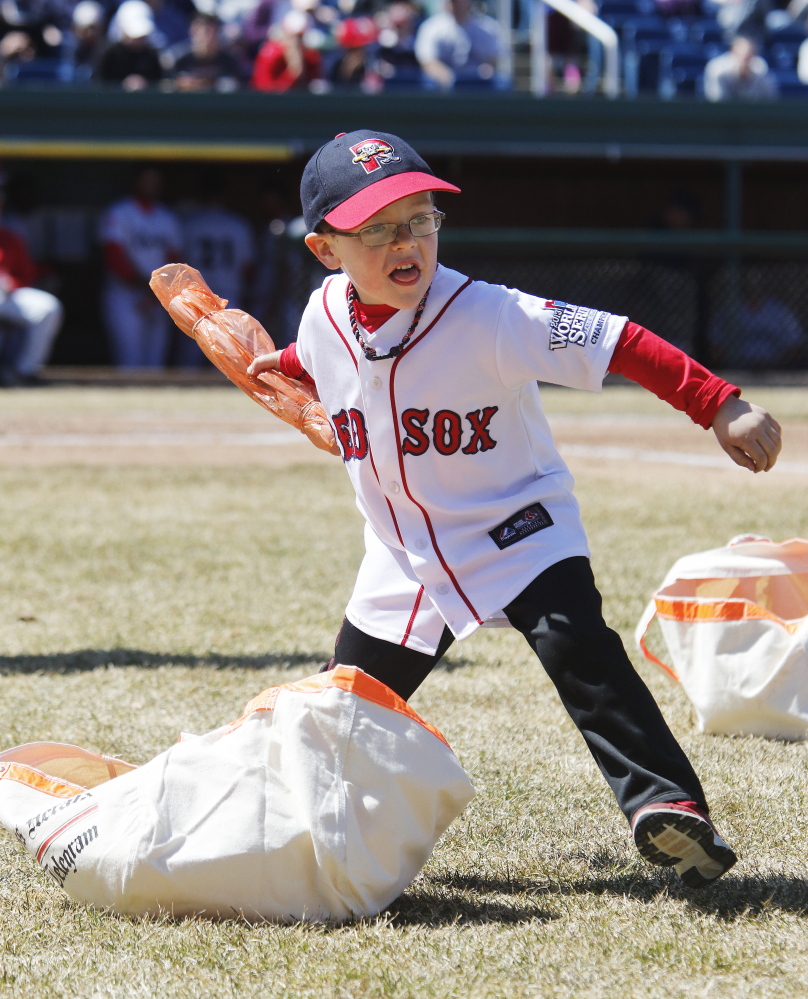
[296,264,627,654]
[181,208,255,310]
[99,197,182,281]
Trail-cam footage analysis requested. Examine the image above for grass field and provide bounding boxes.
[0,382,806,998]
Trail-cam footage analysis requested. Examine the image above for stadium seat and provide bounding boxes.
[381,66,425,89]
[772,68,808,96]
[4,58,73,84]
[622,15,677,45]
[689,19,724,46]
[623,17,686,95]
[599,0,655,29]
[453,75,498,89]
[766,40,803,70]
[766,22,807,45]
[658,44,712,98]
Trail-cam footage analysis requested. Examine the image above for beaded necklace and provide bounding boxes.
[347,282,431,361]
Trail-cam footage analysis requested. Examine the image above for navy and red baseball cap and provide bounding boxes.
[300,129,461,233]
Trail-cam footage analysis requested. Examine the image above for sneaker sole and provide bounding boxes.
[633,811,737,888]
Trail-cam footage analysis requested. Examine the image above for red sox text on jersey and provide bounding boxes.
[332,405,499,460]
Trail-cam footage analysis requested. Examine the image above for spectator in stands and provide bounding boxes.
[61,0,107,81]
[545,0,597,93]
[168,12,241,89]
[704,35,777,99]
[0,28,38,81]
[0,183,63,387]
[414,0,501,89]
[99,0,163,89]
[109,0,191,48]
[0,0,63,61]
[251,10,322,90]
[709,269,805,367]
[376,0,424,86]
[328,16,382,90]
[99,166,182,367]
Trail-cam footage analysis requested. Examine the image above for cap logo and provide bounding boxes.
[350,138,401,174]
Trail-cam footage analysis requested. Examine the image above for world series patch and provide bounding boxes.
[488,502,554,550]
[545,300,609,350]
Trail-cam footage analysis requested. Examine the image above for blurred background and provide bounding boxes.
[1,0,808,378]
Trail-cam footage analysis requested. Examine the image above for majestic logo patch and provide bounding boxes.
[350,138,401,174]
[545,300,609,351]
[488,503,554,550]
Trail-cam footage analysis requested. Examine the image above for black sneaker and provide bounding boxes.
[631,800,737,888]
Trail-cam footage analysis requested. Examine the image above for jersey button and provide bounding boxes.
[370,376,382,389]
[388,481,400,494]
[415,538,428,550]
[436,582,449,595]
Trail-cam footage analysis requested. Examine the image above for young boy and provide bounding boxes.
[248,130,782,888]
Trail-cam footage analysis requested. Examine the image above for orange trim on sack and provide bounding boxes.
[0,762,86,798]
[228,666,451,748]
[655,596,804,634]
[240,687,281,716]
[324,666,451,749]
[637,631,680,682]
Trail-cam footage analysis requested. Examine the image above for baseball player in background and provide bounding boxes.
[178,171,254,366]
[248,130,782,889]
[100,166,182,367]
[0,182,63,386]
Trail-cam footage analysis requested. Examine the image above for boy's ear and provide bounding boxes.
[304,232,343,271]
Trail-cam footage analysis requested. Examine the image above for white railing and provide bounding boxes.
[498,0,515,84]
[530,0,621,97]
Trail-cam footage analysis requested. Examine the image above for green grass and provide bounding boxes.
[0,384,806,997]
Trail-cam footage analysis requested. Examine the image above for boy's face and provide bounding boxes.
[304,192,438,309]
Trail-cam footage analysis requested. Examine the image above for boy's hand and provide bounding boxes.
[247,351,282,377]
[711,396,782,473]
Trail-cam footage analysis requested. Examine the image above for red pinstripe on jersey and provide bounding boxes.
[401,585,425,646]
[323,279,405,547]
[388,277,482,626]
[323,277,359,371]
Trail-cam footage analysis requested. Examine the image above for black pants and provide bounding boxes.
[331,556,706,822]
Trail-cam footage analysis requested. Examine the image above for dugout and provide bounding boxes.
[2,89,808,369]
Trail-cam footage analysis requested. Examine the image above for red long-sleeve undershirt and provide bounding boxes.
[612,321,739,429]
[277,306,739,430]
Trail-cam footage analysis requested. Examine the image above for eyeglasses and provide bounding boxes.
[332,210,445,247]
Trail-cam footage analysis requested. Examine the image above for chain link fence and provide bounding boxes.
[279,239,808,370]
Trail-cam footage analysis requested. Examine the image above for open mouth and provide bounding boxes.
[388,262,421,286]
